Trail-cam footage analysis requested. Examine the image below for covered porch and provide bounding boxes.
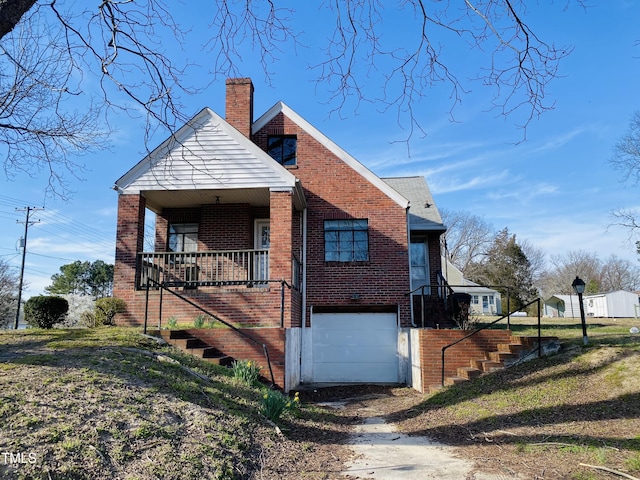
[113,185,305,328]
[112,106,307,328]
[134,185,304,291]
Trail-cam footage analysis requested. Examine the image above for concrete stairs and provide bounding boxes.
[153,330,235,367]
[430,335,560,393]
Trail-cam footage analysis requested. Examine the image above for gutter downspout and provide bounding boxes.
[406,205,416,327]
[300,207,307,379]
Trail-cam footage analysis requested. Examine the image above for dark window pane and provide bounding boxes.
[323,219,368,262]
[168,223,198,252]
[326,251,339,262]
[325,231,338,242]
[268,136,297,165]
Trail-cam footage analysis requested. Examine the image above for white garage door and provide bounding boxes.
[312,312,399,383]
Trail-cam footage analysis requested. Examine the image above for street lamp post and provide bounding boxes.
[571,276,588,345]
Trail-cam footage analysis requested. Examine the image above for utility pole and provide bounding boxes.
[14,207,42,329]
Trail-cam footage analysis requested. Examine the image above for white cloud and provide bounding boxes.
[486,183,559,203]
[430,170,512,194]
[28,237,113,260]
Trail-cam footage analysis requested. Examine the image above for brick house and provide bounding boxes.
[113,78,446,391]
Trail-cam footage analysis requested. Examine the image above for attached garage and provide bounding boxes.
[311,311,399,383]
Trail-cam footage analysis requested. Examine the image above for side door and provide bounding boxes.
[254,219,270,282]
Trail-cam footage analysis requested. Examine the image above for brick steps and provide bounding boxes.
[431,335,560,394]
[153,330,234,367]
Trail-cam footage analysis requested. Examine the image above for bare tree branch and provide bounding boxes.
[441,209,495,274]
[0,1,578,194]
[609,111,640,247]
[313,0,572,141]
[0,7,105,196]
[610,111,640,185]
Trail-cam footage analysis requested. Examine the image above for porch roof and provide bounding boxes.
[114,107,306,212]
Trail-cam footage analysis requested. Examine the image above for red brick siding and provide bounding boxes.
[118,286,300,328]
[225,78,253,138]
[113,193,301,327]
[269,191,293,283]
[113,194,146,314]
[418,329,512,389]
[184,327,285,388]
[254,112,411,326]
[156,205,268,251]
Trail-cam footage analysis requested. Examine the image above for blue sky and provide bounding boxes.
[1,1,639,297]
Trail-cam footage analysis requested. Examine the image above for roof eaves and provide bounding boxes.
[115,107,213,190]
[116,107,299,192]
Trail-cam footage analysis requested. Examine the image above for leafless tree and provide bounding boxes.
[1,1,576,195]
[519,238,546,285]
[0,259,20,328]
[600,254,640,292]
[610,111,640,251]
[441,209,495,275]
[1,8,105,194]
[538,250,602,297]
[539,251,640,297]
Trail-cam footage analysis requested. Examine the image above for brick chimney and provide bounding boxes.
[225,78,254,138]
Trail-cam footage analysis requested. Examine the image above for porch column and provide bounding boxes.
[270,189,293,282]
[113,194,146,316]
[270,189,294,327]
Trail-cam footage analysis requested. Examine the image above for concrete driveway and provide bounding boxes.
[319,395,521,480]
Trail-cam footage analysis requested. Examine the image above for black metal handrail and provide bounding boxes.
[406,279,512,328]
[142,277,283,387]
[440,297,541,386]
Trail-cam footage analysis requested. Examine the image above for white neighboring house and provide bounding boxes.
[545,291,640,319]
[441,258,502,315]
[584,291,640,318]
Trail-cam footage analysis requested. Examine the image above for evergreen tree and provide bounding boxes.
[467,228,537,312]
[45,260,113,299]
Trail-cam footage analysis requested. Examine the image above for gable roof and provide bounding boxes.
[441,258,500,295]
[254,102,410,209]
[115,107,305,209]
[382,176,445,231]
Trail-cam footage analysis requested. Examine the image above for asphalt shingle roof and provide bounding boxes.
[382,176,445,231]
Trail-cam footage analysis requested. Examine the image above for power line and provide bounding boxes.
[29,252,78,262]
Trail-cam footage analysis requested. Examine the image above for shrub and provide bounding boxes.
[231,360,262,386]
[94,297,126,326]
[24,296,69,329]
[260,389,300,422]
[80,310,97,328]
